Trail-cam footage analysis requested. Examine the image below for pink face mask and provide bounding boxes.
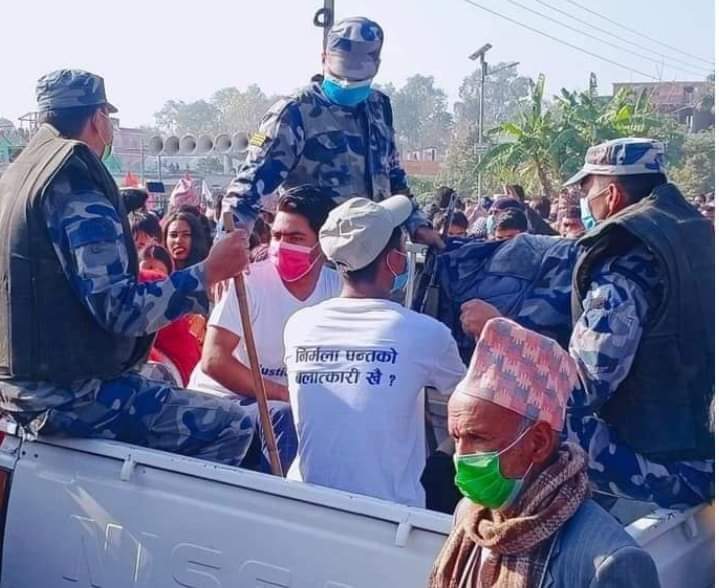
[269,240,320,282]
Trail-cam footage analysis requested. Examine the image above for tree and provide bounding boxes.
[154,100,222,135]
[439,133,478,195]
[211,84,279,132]
[453,63,533,138]
[480,75,561,198]
[477,74,687,196]
[672,131,715,197]
[552,86,675,178]
[389,75,453,152]
[441,63,532,196]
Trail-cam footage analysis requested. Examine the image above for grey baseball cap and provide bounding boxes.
[325,17,384,81]
[564,137,666,187]
[320,196,412,272]
[36,69,118,113]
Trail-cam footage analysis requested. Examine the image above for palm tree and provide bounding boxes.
[480,75,561,198]
[553,86,670,177]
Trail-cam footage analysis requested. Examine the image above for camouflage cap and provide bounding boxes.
[564,137,666,187]
[36,69,118,113]
[325,17,384,81]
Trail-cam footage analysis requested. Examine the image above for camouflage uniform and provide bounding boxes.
[564,138,714,509]
[0,70,253,467]
[223,18,428,236]
[566,246,714,508]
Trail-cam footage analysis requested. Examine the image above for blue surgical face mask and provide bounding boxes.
[580,186,610,231]
[387,249,409,293]
[485,214,496,236]
[392,271,409,293]
[321,75,372,107]
[579,197,597,231]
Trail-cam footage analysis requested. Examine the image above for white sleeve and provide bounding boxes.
[207,276,259,337]
[429,326,467,396]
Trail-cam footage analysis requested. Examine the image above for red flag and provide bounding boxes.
[123,172,141,187]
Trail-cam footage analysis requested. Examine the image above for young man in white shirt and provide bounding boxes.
[283,196,467,507]
[189,186,341,472]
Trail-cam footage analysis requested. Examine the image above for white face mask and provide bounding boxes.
[96,111,113,160]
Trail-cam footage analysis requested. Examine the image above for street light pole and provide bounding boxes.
[469,46,520,201]
[469,43,492,201]
[478,55,487,199]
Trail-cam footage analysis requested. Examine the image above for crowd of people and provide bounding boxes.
[0,14,713,588]
[424,182,715,244]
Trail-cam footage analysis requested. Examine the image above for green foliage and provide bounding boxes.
[481,75,561,198]
[389,75,453,152]
[211,85,279,132]
[475,74,695,197]
[154,99,222,135]
[442,63,535,196]
[672,131,715,197]
[454,63,532,132]
[551,86,676,178]
[154,85,279,135]
[407,175,437,201]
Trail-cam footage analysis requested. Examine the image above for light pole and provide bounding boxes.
[469,45,519,200]
[469,44,492,200]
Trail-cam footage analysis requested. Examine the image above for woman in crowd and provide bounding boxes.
[163,210,211,270]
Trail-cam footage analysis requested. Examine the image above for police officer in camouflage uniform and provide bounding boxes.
[0,69,255,466]
[224,17,442,248]
[459,138,714,510]
[564,138,714,509]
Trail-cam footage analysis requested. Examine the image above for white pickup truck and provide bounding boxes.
[0,429,713,587]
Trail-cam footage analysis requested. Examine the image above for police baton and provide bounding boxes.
[222,212,283,477]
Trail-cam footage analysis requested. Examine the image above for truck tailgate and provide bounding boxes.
[3,438,451,588]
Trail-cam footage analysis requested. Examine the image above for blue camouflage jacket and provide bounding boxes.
[224,82,427,234]
[0,160,209,416]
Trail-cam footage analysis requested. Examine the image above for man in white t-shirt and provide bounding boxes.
[190,186,341,472]
[283,196,466,507]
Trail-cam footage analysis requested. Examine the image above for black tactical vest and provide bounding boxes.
[572,183,714,462]
[0,124,153,386]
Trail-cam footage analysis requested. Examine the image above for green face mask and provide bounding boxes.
[453,427,532,510]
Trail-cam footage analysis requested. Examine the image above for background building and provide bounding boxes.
[613,81,714,132]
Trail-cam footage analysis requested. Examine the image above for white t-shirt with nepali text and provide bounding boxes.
[189,260,341,395]
[283,297,466,507]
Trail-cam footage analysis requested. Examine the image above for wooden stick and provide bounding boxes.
[221,212,283,476]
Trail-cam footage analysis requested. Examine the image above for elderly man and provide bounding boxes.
[429,318,659,588]
[0,69,253,465]
[223,16,440,248]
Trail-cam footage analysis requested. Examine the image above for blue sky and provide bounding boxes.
[2,0,715,127]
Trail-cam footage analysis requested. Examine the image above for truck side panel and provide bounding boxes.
[3,440,448,588]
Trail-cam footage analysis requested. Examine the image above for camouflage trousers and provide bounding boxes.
[236,397,298,475]
[39,373,255,467]
[566,412,714,509]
